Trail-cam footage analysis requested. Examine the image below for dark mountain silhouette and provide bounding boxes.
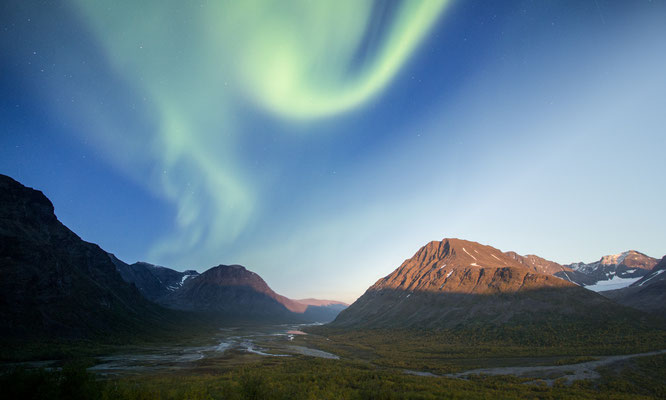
[111,256,348,322]
[160,264,346,322]
[331,238,641,329]
[0,174,169,339]
[0,173,346,343]
[109,255,198,302]
[112,256,347,323]
[163,264,304,317]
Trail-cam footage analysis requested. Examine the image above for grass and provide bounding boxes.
[2,354,665,399]
[2,320,665,399]
[0,324,220,363]
[553,356,599,366]
[299,322,666,374]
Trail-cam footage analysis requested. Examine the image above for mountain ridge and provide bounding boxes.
[0,174,170,340]
[600,256,666,318]
[563,250,657,288]
[112,260,347,322]
[0,174,346,343]
[331,238,646,329]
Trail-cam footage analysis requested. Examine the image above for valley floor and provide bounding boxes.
[3,352,666,399]
[416,349,666,386]
[3,323,666,399]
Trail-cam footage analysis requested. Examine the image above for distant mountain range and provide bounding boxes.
[505,249,658,290]
[109,255,200,303]
[117,260,346,323]
[0,174,346,341]
[600,256,666,318]
[561,251,658,289]
[1,174,662,342]
[332,238,664,329]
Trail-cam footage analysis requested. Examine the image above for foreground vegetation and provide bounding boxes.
[3,318,665,399]
[304,320,666,374]
[2,353,665,399]
[0,316,270,362]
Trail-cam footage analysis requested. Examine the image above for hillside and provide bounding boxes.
[109,255,199,302]
[564,251,658,289]
[160,264,346,322]
[601,256,666,317]
[0,174,170,340]
[331,238,641,329]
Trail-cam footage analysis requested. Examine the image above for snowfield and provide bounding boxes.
[583,276,642,292]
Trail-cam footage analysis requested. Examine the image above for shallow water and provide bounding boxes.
[88,323,338,375]
[406,349,666,386]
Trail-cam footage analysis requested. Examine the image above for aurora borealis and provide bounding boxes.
[2,1,666,302]
[65,0,450,265]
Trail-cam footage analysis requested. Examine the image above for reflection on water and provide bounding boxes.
[286,330,307,341]
[88,323,338,375]
[287,345,339,359]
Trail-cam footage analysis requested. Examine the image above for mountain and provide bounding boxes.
[502,252,595,285]
[109,255,199,302]
[163,264,304,316]
[110,244,347,323]
[504,251,597,286]
[0,173,345,344]
[114,260,347,322]
[503,252,571,276]
[601,256,666,317]
[160,264,346,322]
[331,238,628,329]
[0,174,168,340]
[564,251,658,290]
[295,299,349,322]
[295,298,348,307]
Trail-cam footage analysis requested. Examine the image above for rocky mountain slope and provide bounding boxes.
[0,174,168,339]
[109,255,199,302]
[164,264,305,315]
[503,252,571,276]
[331,238,631,329]
[503,252,595,286]
[0,173,346,343]
[160,264,345,322]
[564,251,657,289]
[601,256,666,317]
[503,249,660,292]
[111,256,347,323]
[110,249,346,322]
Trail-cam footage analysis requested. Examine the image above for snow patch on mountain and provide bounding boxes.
[584,276,642,292]
[462,247,476,260]
[638,269,665,286]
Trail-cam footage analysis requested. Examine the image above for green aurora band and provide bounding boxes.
[70,0,450,264]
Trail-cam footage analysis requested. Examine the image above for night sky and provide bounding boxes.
[1,0,665,302]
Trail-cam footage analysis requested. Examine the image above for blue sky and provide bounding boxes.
[1,0,665,302]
